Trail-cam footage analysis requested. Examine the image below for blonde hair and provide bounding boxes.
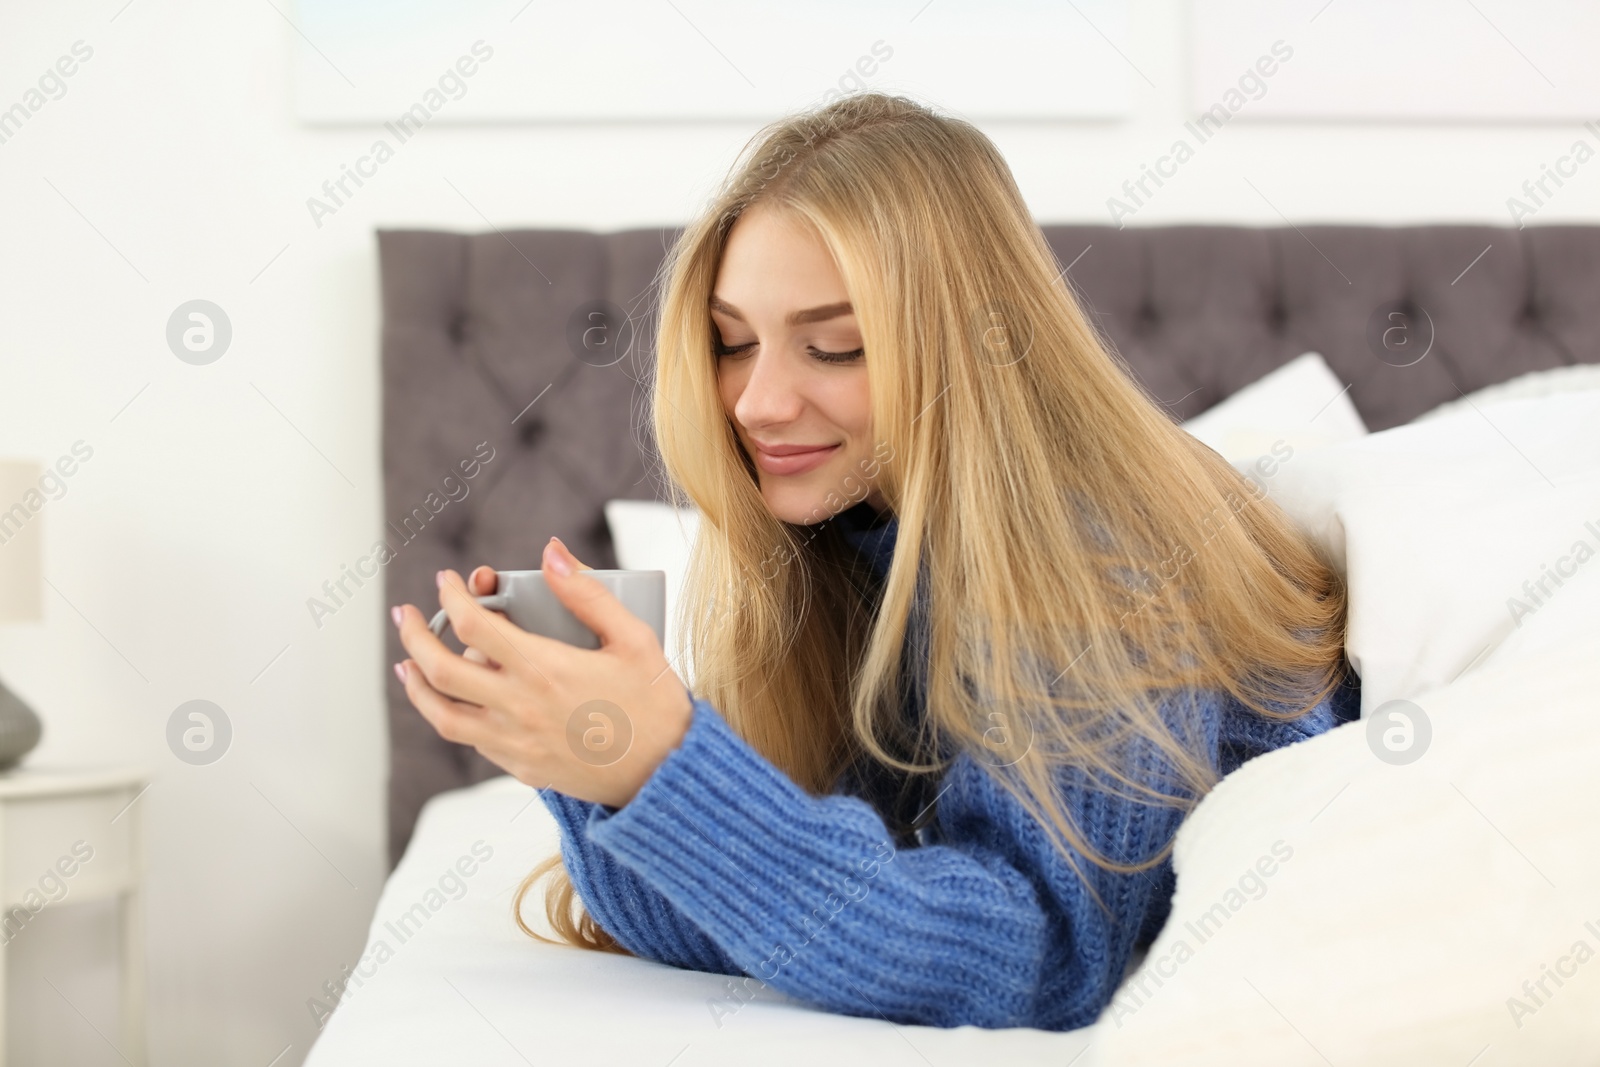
[515,92,1346,953]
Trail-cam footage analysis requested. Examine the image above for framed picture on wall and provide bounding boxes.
[291,0,1134,123]
[1190,0,1600,121]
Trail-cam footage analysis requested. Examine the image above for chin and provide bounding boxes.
[757,476,849,526]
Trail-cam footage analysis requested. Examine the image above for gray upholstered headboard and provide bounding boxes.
[379,223,1600,868]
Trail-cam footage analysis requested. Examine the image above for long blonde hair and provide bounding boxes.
[515,92,1346,953]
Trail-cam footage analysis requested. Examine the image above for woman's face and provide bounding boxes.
[713,204,887,525]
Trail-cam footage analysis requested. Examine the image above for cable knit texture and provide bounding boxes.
[539,500,1353,1031]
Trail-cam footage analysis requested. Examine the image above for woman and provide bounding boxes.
[391,92,1356,1031]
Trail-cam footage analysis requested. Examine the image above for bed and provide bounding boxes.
[306,224,1600,1065]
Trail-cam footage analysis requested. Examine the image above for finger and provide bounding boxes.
[542,538,651,651]
[461,569,508,668]
[463,646,503,670]
[397,659,493,747]
[469,566,498,595]
[396,601,519,708]
[436,569,526,672]
[438,571,558,683]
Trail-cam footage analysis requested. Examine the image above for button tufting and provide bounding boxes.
[518,418,545,448]
[445,517,473,553]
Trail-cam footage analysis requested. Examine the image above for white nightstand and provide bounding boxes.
[0,765,149,1067]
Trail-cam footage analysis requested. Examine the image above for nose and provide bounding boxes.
[732,347,806,432]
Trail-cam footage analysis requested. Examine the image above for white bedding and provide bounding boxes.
[1094,565,1600,1064]
[309,392,1600,1065]
[303,769,1090,1065]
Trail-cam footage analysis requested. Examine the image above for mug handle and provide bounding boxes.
[428,593,510,638]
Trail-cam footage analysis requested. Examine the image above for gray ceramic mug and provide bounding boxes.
[427,569,666,650]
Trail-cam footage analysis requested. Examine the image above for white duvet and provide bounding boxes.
[308,392,1600,1066]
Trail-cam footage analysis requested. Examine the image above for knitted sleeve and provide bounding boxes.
[567,694,1222,1032]
[539,788,746,976]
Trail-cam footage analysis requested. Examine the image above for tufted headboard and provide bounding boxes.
[379,223,1600,868]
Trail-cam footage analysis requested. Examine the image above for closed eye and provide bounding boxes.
[712,339,864,365]
[713,321,864,363]
[713,339,756,358]
[808,345,864,364]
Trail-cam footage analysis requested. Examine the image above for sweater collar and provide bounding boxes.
[831,499,897,578]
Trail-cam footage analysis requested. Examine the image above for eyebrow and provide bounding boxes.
[709,295,854,327]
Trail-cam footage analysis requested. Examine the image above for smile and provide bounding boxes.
[751,443,841,476]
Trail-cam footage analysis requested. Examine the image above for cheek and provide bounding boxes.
[817,372,872,435]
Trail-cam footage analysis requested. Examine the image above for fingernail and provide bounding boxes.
[391,606,403,628]
[394,662,407,683]
[435,570,445,588]
[546,540,572,577]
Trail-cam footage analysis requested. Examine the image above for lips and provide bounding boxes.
[752,440,837,456]
[749,440,841,476]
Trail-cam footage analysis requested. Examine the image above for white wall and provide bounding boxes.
[0,0,1595,1064]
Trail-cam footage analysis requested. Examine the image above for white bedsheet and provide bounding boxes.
[307,594,1600,1066]
[309,392,1600,1065]
[303,771,1093,1065]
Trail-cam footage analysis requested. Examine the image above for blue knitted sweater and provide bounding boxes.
[540,500,1354,1031]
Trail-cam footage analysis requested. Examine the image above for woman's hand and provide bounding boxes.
[392,536,694,809]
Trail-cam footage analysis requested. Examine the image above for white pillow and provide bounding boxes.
[1094,561,1600,1065]
[1093,391,1600,1064]
[1252,390,1600,718]
[603,499,700,670]
[1411,362,1600,424]
[1181,352,1367,461]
